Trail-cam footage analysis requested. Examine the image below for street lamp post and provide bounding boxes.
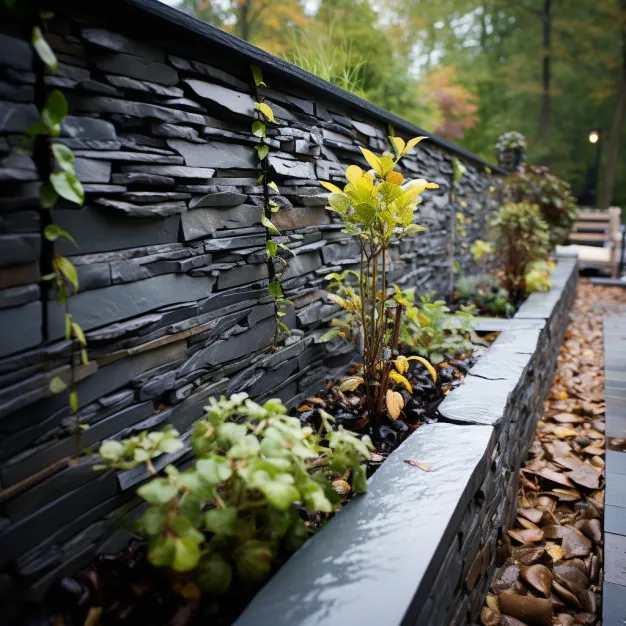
[585,128,602,207]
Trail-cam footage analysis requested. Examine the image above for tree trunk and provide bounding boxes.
[598,0,626,210]
[540,0,553,139]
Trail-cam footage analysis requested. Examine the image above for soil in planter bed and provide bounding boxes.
[24,335,493,626]
[480,281,626,626]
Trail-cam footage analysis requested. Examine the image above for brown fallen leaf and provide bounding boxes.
[566,464,602,489]
[561,527,592,558]
[386,389,404,421]
[498,593,553,626]
[520,564,552,597]
[507,528,544,544]
[552,412,584,424]
[554,425,578,438]
[404,459,431,472]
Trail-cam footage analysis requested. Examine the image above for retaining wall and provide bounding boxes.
[0,0,503,601]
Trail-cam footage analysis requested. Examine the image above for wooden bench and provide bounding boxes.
[556,207,623,277]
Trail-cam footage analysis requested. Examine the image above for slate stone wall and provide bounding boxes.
[0,1,501,600]
[232,257,578,626]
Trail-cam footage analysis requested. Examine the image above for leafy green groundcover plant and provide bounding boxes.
[96,393,372,595]
[454,274,515,318]
[399,290,478,365]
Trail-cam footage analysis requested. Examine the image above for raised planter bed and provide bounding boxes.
[233,255,578,626]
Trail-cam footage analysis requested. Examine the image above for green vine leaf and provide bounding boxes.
[268,281,282,299]
[40,183,58,209]
[277,321,290,335]
[69,389,79,413]
[41,90,68,136]
[50,171,84,206]
[261,214,278,233]
[72,322,87,346]
[49,376,68,394]
[251,65,267,87]
[44,224,77,246]
[255,102,275,123]
[255,144,269,161]
[55,256,79,293]
[251,121,266,138]
[267,181,279,193]
[32,26,58,72]
[52,143,76,174]
[266,241,277,258]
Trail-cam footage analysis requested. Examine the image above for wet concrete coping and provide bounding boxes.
[234,257,579,626]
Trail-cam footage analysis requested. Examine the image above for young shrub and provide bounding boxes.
[488,202,551,304]
[498,164,578,247]
[454,274,515,318]
[95,393,372,595]
[319,138,439,426]
[399,289,478,364]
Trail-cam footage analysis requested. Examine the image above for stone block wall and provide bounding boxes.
[0,0,502,599]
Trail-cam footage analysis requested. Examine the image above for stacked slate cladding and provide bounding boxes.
[0,8,498,599]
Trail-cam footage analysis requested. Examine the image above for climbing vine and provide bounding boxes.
[250,65,293,348]
[11,7,88,431]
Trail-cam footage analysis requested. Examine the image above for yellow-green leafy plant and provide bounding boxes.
[470,239,494,264]
[95,393,372,594]
[525,260,555,294]
[398,289,478,365]
[488,202,551,305]
[318,138,439,425]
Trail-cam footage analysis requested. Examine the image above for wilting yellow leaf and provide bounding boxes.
[320,181,342,193]
[391,136,405,156]
[389,370,412,392]
[394,355,409,375]
[407,356,437,382]
[327,293,354,313]
[339,376,365,392]
[386,389,404,420]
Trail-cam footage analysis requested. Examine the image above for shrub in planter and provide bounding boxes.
[95,393,373,595]
[319,138,439,426]
[398,290,478,364]
[488,201,551,304]
[495,131,526,170]
[498,164,577,247]
[454,274,515,317]
[525,259,555,294]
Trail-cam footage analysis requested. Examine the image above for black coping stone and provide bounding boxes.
[234,423,494,626]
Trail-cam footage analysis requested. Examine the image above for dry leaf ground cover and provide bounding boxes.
[481,281,626,626]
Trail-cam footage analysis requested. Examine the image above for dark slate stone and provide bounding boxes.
[268,155,315,179]
[81,28,164,62]
[235,423,493,626]
[0,284,39,309]
[111,172,175,187]
[121,164,215,179]
[204,234,266,251]
[169,55,249,91]
[0,302,40,357]
[121,191,191,203]
[94,197,187,217]
[189,191,248,209]
[0,33,33,71]
[284,251,323,279]
[73,150,183,164]
[106,75,183,97]
[0,102,40,136]
[75,158,111,183]
[0,234,40,268]
[272,206,331,230]
[352,120,378,137]
[218,263,268,290]
[167,138,257,169]
[178,317,276,376]
[47,274,215,338]
[61,115,116,141]
[73,96,211,126]
[55,207,180,255]
[0,80,35,103]
[182,79,255,117]
[151,123,202,142]
[181,205,262,239]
